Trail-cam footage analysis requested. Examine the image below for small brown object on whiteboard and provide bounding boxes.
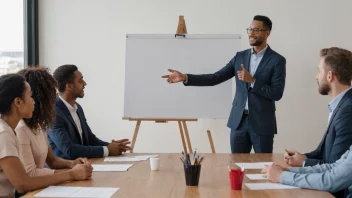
[176,15,188,34]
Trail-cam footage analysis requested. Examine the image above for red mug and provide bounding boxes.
[229,169,244,190]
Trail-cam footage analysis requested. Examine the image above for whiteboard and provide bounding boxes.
[124,34,241,118]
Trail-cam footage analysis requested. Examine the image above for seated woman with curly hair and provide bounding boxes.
[0,73,92,197]
[16,66,90,176]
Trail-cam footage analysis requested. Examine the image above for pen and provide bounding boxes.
[185,154,190,166]
[180,157,185,164]
[193,149,197,160]
[198,156,203,165]
[285,149,293,156]
[188,154,192,166]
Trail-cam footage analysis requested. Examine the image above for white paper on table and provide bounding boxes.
[133,155,159,160]
[34,186,119,197]
[72,187,119,197]
[235,162,273,169]
[103,155,158,162]
[104,157,142,162]
[245,183,299,190]
[92,164,133,172]
[34,186,79,197]
[246,174,268,180]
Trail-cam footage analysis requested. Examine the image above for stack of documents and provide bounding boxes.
[235,162,272,169]
[34,186,119,197]
[104,155,158,162]
[104,157,142,162]
[246,174,268,180]
[92,164,133,172]
[245,183,299,190]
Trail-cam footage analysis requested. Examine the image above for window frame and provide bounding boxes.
[24,0,39,66]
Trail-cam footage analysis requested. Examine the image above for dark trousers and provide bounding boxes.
[230,114,274,153]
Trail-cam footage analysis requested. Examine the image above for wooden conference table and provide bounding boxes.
[24,154,333,198]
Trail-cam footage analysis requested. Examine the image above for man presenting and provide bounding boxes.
[162,15,286,153]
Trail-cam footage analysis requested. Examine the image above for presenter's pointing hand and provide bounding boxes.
[162,69,186,83]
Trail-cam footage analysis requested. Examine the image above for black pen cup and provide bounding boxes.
[183,164,201,186]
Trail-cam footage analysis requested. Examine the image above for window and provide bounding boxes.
[0,0,24,75]
[0,0,38,76]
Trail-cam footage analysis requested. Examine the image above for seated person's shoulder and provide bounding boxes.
[0,120,18,153]
[345,90,352,101]
[0,128,13,140]
[0,120,13,136]
[14,120,32,139]
[15,120,32,131]
[340,96,352,110]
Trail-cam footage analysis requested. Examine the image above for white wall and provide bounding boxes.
[39,0,352,153]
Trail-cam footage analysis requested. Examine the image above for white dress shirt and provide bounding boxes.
[59,96,109,156]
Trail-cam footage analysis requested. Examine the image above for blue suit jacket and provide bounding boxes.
[185,46,286,135]
[48,97,109,160]
[304,89,352,166]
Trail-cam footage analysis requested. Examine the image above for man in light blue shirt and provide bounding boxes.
[263,146,352,197]
[264,47,352,197]
[284,47,352,167]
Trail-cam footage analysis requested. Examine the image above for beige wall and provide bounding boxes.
[39,0,352,153]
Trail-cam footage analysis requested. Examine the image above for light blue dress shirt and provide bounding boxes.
[328,87,352,123]
[245,45,268,110]
[281,145,352,197]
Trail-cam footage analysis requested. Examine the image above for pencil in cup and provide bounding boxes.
[181,152,203,186]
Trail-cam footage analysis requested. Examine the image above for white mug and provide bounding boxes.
[150,157,160,171]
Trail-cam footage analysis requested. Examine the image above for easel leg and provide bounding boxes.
[207,130,216,153]
[130,120,141,153]
[178,121,187,154]
[182,121,193,154]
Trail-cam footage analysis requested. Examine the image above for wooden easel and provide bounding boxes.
[123,16,193,154]
[122,117,197,154]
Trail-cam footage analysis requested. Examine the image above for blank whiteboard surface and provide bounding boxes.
[124,34,241,118]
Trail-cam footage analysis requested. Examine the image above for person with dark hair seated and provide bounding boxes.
[48,64,131,160]
[16,66,90,177]
[0,74,92,197]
